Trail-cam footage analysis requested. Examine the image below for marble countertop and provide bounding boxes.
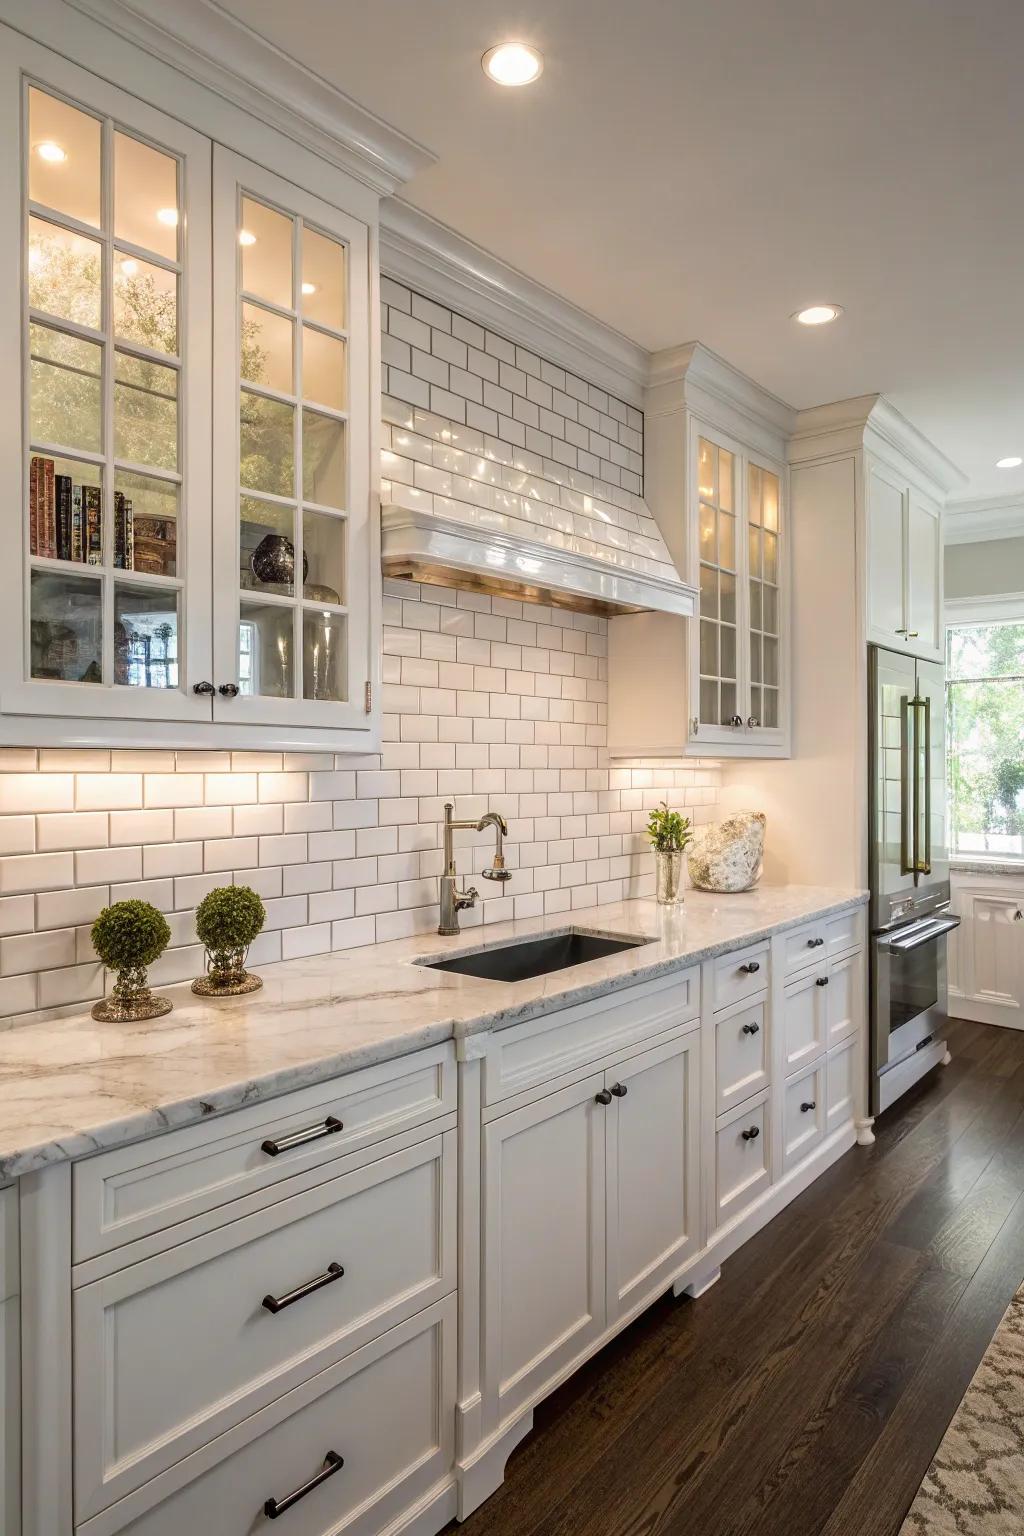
[951,859,1024,880]
[0,885,866,1181]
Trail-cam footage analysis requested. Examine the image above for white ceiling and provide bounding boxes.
[218,0,1024,499]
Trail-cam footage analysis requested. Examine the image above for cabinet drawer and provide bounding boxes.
[77,1295,455,1536]
[0,1185,17,1304]
[482,968,699,1106]
[826,1038,858,1135]
[715,1093,771,1229]
[715,1000,769,1115]
[74,1133,455,1519]
[782,966,828,1074]
[782,907,864,976]
[711,944,769,1014]
[783,1064,826,1173]
[73,1043,455,1261]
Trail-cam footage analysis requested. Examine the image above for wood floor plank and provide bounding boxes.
[449,1024,1024,1536]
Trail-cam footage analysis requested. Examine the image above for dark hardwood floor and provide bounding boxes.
[448,1016,1024,1536]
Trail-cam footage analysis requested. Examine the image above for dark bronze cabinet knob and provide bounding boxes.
[610,1083,628,1098]
[739,961,761,975]
[816,976,829,987]
[192,680,215,695]
[741,1022,760,1035]
[741,1125,760,1141]
[595,1089,613,1106]
[218,682,240,698]
[801,1101,817,1113]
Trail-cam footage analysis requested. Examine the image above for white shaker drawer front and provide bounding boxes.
[77,1295,456,1536]
[782,967,828,1074]
[73,1043,456,1261]
[826,1038,858,1135]
[826,951,863,1049]
[827,906,864,959]
[74,1133,455,1520]
[782,922,829,976]
[783,1065,826,1173]
[481,968,699,1107]
[715,1093,771,1230]
[711,944,768,1014]
[715,1000,769,1115]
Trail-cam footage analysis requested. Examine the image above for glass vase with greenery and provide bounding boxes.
[193,885,267,996]
[646,802,693,906]
[90,900,172,1021]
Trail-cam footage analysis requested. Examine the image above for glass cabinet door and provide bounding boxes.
[10,51,212,722]
[747,461,782,732]
[696,435,739,730]
[212,148,370,730]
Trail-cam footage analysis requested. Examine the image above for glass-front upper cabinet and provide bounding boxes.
[6,47,213,724]
[690,425,787,752]
[212,148,370,732]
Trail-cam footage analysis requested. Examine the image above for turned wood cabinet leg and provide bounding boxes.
[855,1117,876,1146]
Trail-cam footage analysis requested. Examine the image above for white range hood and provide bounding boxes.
[380,411,695,619]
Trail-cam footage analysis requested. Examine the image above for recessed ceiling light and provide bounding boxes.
[35,141,67,163]
[238,229,257,247]
[301,281,317,295]
[156,207,179,227]
[482,41,544,87]
[996,456,1023,469]
[793,303,843,326]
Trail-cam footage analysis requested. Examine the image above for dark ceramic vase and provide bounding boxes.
[250,533,309,587]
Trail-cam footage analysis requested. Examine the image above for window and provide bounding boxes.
[946,621,1024,860]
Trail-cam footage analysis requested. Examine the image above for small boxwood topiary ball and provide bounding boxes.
[91,900,171,972]
[195,885,266,954]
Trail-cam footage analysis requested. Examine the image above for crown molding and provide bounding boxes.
[943,494,1024,545]
[646,341,796,458]
[379,200,649,407]
[790,394,966,496]
[945,591,1024,621]
[64,0,436,195]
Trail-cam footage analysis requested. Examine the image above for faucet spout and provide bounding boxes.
[439,802,513,933]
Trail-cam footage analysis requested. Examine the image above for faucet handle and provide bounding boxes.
[482,865,513,882]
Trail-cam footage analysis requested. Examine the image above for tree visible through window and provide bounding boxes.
[946,622,1024,860]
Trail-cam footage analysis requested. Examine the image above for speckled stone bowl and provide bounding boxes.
[687,810,766,893]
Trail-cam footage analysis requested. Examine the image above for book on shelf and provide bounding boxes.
[114,491,134,570]
[71,484,84,563]
[43,457,55,559]
[30,454,104,566]
[85,486,101,565]
[56,474,72,562]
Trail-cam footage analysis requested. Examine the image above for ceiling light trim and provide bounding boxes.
[379,198,649,405]
[62,0,437,195]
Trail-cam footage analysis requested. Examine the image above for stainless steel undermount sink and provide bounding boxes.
[419,928,649,984]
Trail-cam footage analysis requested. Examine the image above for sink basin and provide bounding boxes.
[421,928,648,983]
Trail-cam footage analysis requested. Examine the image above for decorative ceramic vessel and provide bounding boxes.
[250,534,308,589]
[654,848,686,905]
[92,966,172,1022]
[192,946,264,997]
[688,810,766,893]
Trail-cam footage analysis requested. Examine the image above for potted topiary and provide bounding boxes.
[90,900,172,1021]
[646,801,693,906]
[193,884,267,996]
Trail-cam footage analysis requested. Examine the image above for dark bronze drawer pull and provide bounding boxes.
[815,976,829,987]
[263,1261,344,1315]
[261,1115,343,1157]
[610,1082,628,1097]
[801,1101,817,1113]
[264,1450,344,1519]
[739,961,760,975]
[741,1125,760,1141]
[741,1022,760,1036]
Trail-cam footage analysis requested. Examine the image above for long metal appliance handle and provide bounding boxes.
[900,695,913,876]
[887,914,961,952]
[920,694,932,875]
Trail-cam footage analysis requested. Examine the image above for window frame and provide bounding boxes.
[945,595,1024,866]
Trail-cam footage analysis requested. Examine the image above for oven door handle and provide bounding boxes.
[886,914,960,952]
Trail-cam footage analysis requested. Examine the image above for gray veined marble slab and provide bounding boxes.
[0,886,866,1181]
[951,859,1024,880]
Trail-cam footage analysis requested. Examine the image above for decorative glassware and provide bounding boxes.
[654,848,686,906]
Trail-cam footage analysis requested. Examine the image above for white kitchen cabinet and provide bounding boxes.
[781,965,828,1075]
[605,1032,701,1324]
[866,457,943,662]
[949,871,1024,1029]
[714,1091,771,1228]
[0,1184,19,1536]
[0,26,379,750]
[481,1073,607,1431]
[782,1063,826,1173]
[608,346,792,760]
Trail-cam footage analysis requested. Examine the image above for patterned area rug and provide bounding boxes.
[900,1288,1024,1535]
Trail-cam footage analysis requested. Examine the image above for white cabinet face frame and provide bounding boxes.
[906,486,942,660]
[1,38,213,727]
[687,414,789,755]
[866,455,943,662]
[212,147,371,733]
